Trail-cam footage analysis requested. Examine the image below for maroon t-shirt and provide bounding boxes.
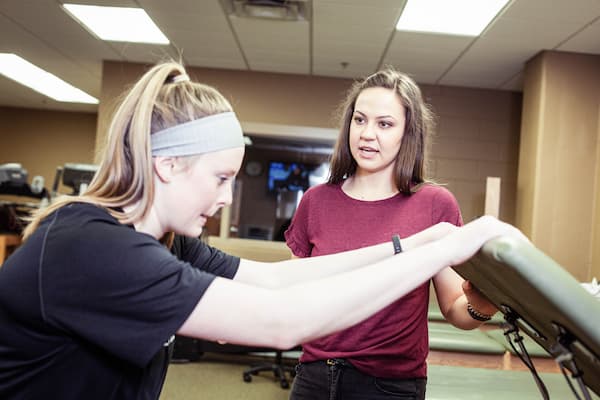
[285,182,462,379]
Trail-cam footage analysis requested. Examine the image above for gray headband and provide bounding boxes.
[151,112,244,156]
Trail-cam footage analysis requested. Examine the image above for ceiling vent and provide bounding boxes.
[224,0,310,22]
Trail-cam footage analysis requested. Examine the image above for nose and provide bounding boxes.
[219,180,234,207]
[360,122,377,140]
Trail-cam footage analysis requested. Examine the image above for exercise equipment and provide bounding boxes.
[453,236,600,399]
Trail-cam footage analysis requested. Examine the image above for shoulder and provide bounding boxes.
[414,183,457,204]
[297,183,339,206]
[50,202,158,251]
[37,204,181,295]
[40,202,122,241]
[55,202,120,226]
[415,183,462,225]
[304,183,339,197]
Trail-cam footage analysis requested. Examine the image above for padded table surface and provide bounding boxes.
[452,236,600,396]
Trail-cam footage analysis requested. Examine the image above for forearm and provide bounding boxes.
[436,268,498,330]
[402,222,457,251]
[240,241,394,288]
[235,222,457,288]
[444,295,488,330]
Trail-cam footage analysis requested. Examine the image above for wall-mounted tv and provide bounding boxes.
[267,161,311,192]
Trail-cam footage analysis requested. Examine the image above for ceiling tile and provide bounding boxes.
[312,1,403,78]
[558,18,600,54]
[141,0,246,69]
[229,16,309,74]
[383,32,472,84]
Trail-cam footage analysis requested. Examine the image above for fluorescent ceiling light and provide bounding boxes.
[396,0,509,36]
[0,54,98,104]
[63,3,169,44]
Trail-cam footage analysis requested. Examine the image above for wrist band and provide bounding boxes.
[392,234,402,254]
[467,303,492,322]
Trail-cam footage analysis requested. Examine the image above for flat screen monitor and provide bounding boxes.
[61,163,98,195]
[267,161,311,192]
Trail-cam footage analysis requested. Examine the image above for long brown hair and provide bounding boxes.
[328,68,434,195]
[23,61,233,240]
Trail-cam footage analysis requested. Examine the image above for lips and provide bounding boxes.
[359,146,378,152]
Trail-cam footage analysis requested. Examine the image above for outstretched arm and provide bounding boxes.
[178,216,526,349]
[233,221,458,288]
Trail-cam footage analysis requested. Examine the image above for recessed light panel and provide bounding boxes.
[63,3,169,44]
[396,0,509,36]
[0,54,98,104]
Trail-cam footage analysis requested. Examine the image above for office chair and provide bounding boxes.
[242,349,298,389]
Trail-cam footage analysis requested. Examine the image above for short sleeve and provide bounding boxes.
[171,235,240,279]
[430,185,463,227]
[284,188,314,257]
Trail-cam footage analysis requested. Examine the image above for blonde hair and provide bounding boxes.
[23,61,233,240]
[328,68,435,195]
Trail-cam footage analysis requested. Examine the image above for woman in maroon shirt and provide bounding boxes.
[286,68,498,399]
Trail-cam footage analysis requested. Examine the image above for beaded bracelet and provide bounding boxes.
[467,302,492,322]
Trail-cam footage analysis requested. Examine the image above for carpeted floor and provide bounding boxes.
[160,352,598,400]
[161,353,293,400]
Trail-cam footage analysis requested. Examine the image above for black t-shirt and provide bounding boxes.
[0,203,239,399]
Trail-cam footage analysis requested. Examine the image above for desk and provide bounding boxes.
[207,236,291,262]
[0,234,21,265]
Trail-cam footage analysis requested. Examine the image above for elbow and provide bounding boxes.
[450,320,479,330]
[271,335,301,351]
[258,293,309,350]
[445,310,481,330]
[262,319,303,350]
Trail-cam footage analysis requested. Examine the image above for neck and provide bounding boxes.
[123,203,164,239]
[342,170,398,201]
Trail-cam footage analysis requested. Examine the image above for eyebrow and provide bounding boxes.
[353,110,396,120]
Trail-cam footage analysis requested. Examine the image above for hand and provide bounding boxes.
[462,280,497,316]
[447,216,530,266]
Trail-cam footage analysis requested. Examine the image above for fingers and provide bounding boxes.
[470,215,529,245]
[462,280,482,299]
[462,280,472,293]
[462,280,497,315]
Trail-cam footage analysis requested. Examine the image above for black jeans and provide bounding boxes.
[289,359,426,400]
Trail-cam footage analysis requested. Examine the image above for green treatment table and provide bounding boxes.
[427,365,600,400]
[428,322,506,355]
[452,236,600,399]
